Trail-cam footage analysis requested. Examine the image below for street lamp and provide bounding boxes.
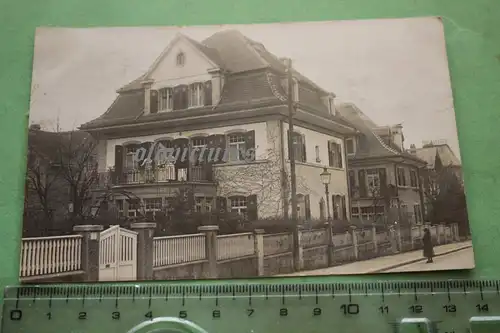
[320,167,332,220]
[320,167,334,267]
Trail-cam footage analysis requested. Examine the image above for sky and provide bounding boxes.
[29,17,462,158]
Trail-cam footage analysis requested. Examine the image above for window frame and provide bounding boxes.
[228,133,246,162]
[158,87,173,112]
[229,196,248,218]
[397,167,407,187]
[176,52,185,67]
[345,138,355,155]
[366,168,380,196]
[188,82,204,108]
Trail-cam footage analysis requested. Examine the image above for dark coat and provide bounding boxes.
[422,232,434,258]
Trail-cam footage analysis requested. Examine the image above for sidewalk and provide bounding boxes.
[279,240,472,276]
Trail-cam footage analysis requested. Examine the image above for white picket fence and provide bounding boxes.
[20,235,82,279]
[20,222,462,279]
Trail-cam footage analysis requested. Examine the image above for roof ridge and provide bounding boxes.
[371,131,399,155]
[265,72,287,102]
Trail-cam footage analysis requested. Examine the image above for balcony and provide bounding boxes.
[95,165,215,188]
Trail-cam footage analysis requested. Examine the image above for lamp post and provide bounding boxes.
[320,167,332,220]
[320,167,334,266]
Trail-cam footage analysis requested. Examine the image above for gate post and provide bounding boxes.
[73,225,103,282]
[130,222,157,280]
[198,225,219,279]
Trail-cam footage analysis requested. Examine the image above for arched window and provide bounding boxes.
[176,52,185,66]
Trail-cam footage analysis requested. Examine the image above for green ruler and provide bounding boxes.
[3,280,500,333]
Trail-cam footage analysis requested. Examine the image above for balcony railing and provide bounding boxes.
[95,165,214,187]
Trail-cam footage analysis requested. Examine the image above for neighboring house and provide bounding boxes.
[409,140,463,219]
[80,30,358,222]
[24,125,95,236]
[337,104,427,225]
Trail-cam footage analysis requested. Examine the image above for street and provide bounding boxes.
[278,241,473,276]
[382,247,474,272]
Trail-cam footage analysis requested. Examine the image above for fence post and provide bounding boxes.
[325,222,334,266]
[395,225,402,252]
[436,224,442,245]
[453,223,460,242]
[130,222,157,280]
[198,225,219,279]
[254,229,265,276]
[372,226,378,254]
[73,225,103,282]
[351,226,359,260]
[297,226,304,271]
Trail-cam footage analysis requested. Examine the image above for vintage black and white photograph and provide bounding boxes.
[21,17,473,283]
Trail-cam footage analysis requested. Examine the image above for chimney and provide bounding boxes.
[409,144,417,155]
[30,124,41,131]
[390,124,404,150]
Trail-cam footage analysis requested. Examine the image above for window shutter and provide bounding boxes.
[216,196,227,213]
[358,169,367,197]
[172,138,189,170]
[341,196,347,220]
[246,194,258,221]
[304,194,311,220]
[150,90,159,114]
[173,86,181,110]
[114,145,123,184]
[181,85,189,109]
[244,130,256,161]
[213,134,226,164]
[301,134,306,162]
[328,142,333,167]
[378,168,388,197]
[138,142,152,169]
[336,144,342,168]
[332,195,338,219]
[204,162,213,181]
[204,81,212,106]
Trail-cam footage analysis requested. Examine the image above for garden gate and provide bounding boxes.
[99,225,137,281]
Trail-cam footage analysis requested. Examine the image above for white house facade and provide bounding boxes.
[82,30,357,222]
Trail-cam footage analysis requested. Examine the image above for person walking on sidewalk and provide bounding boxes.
[422,228,434,263]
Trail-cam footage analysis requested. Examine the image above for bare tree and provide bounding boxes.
[25,136,63,221]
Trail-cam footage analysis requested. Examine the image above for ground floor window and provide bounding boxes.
[230,196,247,218]
[144,198,162,212]
[351,205,384,221]
[195,196,214,213]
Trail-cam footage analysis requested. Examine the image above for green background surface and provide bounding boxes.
[0,0,499,295]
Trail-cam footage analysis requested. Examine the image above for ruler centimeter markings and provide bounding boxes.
[4,280,500,333]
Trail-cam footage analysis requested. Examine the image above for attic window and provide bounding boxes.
[176,52,185,67]
[328,97,335,116]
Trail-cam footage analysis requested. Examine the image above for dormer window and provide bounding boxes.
[328,96,335,115]
[345,138,355,155]
[188,83,204,107]
[159,87,173,111]
[176,52,185,67]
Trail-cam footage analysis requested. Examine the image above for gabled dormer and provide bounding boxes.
[122,33,226,116]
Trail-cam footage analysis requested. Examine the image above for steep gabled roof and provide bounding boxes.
[337,103,425,163]
[414,144,461,169]
[81,29,347,131]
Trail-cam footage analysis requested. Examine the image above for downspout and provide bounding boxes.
[279,119,289,219]
[393,163,402,223]
[416,167,425,223]
[342,136,351,221]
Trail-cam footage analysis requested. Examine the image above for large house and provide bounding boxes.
[337,104,427,225]
[80,30,358,221]
[409,140,463,220]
